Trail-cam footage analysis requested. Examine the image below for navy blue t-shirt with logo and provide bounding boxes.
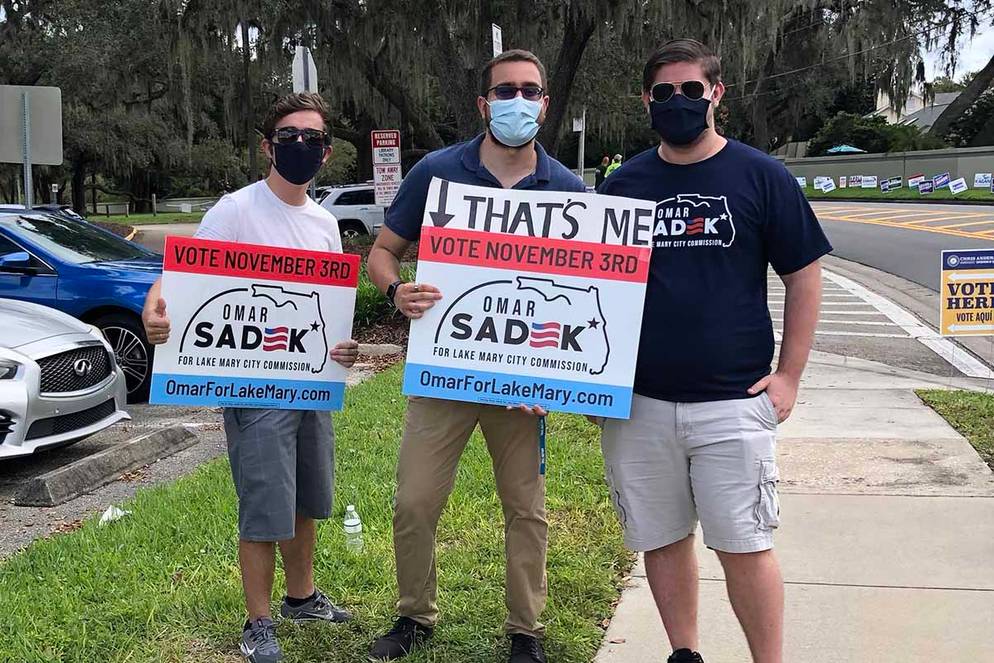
[599,139,832,403]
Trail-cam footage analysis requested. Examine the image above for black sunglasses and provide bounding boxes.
[487,84,545,101]
[270,126,331,147]
[650,80,708,103]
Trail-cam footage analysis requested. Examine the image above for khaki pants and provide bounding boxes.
[393,397,548,636]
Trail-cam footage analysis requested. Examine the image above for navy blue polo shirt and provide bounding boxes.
[385,134,586,241]
[599,139,832,403]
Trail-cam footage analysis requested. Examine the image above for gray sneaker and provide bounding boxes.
[279,589,353,623]
[241,617,282,662]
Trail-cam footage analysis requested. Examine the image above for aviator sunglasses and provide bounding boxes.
[487,84,545,101]
[269,126,332,147]
[650,80,709,103]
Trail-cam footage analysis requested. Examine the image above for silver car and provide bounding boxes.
[0,299,130,459]
[319,184,384,239]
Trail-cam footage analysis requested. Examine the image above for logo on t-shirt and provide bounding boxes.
[652,194,735,249]
[433,276,610,375]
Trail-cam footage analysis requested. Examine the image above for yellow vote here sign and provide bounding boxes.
[941,249,994,336]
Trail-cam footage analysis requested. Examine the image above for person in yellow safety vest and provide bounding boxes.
[605,153,623,177]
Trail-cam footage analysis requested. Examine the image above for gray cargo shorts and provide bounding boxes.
[222,408,335,542]
[601,392,780,554]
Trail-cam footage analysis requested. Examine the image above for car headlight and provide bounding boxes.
[0,359,19,380]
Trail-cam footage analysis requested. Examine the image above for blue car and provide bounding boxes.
[0,209,162,402]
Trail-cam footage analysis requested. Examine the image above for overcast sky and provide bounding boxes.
[924,23,994,80]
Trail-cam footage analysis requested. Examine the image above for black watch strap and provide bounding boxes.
[386,280,404,306]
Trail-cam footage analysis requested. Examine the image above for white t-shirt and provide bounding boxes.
[194,180,342,253]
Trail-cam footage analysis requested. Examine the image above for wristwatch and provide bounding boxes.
[386,280,404,307]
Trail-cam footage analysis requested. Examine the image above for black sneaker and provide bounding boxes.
[368,617,433,660]
[667,649,704,663]
[509,634,547,663]
[279,589,352,623]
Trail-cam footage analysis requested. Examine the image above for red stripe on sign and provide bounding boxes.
[419,226,649,282]
[163,236,360,287]
[530,331,560,340]
[529,340,560,348]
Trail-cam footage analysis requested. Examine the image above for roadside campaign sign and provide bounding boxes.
[918,180,934,195]
[403,178,653,418]
[861,175,877,189]
[908,173,925,188]
[940,249,994,336]
[151,237,359,409]
[933,172,951,189]
[949,177,969,195]
[975,173,993,188]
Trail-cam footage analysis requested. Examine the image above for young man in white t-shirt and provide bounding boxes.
[142,93,359,663]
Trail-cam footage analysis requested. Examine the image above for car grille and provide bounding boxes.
[36,345,112,393]
[0,411,13,445]
[25,399,116,441]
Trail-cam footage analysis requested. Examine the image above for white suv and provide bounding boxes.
[319,184,384,240]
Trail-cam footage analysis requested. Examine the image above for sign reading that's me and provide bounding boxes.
[940,249,994,336]
[151,237,359,409]
[403,178,652,418]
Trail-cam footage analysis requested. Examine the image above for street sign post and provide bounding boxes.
[940,249,994,336]
[492,24,503,58]
[0,85,63,209]
[572,107,586,181]
[371,130,402,207]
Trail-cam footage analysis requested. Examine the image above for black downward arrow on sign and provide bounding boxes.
[429,179,455,227]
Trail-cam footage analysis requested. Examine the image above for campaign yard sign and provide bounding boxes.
[839,176,847,188]
[975,173,993,188]
[795,176,807,188]
[151,237,359,410]
[820,178,837,192]
[933,172,951,189]
[940,249,994,336]
[918,179,934,195]
[403,178,653,418]
[949,177,969,195]
[887,176,902,189]
[861,175,877,189]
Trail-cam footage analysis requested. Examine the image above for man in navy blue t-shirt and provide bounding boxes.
[367,49,585,663]
[598,39,830,663]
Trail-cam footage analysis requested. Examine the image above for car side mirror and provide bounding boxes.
[0,251,34,273]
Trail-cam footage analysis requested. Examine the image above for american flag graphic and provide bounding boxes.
[263,326,289,352]
[687,216,705,235]
[529,322,561,349]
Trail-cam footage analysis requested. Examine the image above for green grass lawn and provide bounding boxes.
[917,389,994,470]
[0,365,629,662]
[95,212,206,225]
[805,186,994,202]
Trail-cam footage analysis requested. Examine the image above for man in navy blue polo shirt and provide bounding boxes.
[367,49,584,663]
[597,40,829,663]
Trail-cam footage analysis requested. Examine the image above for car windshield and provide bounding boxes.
[1,214,154,264]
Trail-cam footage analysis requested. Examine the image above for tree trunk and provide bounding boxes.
[358,53,444,151]
[71,162,86,213]
[241,16,257,180]
[929,53,994,139]
[537,10,596,158]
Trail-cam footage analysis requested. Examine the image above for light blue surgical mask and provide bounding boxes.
[487,97,542,147]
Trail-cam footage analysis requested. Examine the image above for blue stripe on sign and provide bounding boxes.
[402,363,632,419]
[150,373,345,410]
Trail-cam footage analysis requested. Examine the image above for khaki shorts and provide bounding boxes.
[601,393,780,553]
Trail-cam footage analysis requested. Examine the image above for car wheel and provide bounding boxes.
[94,313,152,404]
[339,221,368,241]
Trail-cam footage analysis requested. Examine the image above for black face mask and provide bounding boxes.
[650,94,711,146]
[270,140,325,185]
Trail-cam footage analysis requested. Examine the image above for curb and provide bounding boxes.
[808,197,993,206]
[14,425,198,507]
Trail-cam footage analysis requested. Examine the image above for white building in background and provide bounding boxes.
[868,88,961,131]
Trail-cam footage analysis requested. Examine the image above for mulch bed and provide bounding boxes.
[342,238,419,262]
[355,311,410,347]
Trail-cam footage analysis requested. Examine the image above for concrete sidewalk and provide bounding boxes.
[595,351,994,662]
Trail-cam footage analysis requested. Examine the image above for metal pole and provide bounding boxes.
[152,193,157,216]
[21,92,33,209]
[577,105,587,183]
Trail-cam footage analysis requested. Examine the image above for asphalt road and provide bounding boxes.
[813,202,994,291]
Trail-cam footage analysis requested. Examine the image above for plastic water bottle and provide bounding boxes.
[344,505,363,552]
